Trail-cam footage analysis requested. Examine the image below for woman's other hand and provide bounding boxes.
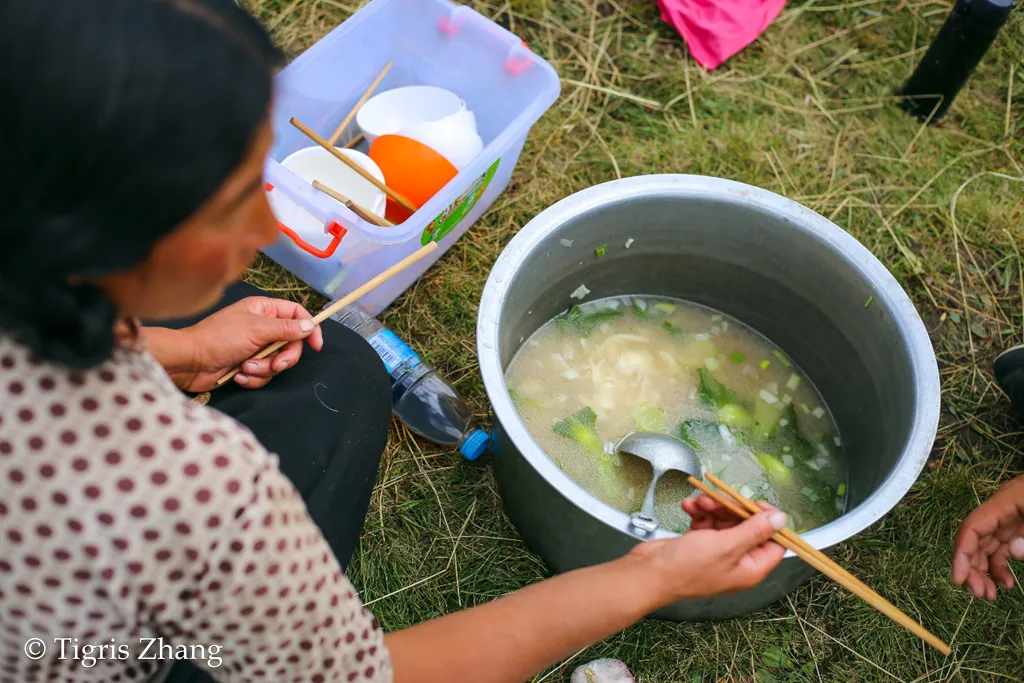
[160,297,323,391]
[952,475,1024,601]
[629,494,788,602]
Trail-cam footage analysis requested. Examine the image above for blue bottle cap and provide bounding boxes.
[459,429,490,461]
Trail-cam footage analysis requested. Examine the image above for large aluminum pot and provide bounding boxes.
[477,175,940,619]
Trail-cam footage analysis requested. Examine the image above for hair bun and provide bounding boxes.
[0,281,117,369]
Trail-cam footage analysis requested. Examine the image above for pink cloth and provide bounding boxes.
[657,0,787,70]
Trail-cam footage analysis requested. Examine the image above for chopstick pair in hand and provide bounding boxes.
[688,473,952,656]
[215,241,439,386]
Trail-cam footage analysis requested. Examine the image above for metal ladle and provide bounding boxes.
[616,432,702,536]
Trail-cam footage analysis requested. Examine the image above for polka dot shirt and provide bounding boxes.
[0,336,392,683]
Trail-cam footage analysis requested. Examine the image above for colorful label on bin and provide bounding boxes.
[421,158,501,246]
[367,330,420,374]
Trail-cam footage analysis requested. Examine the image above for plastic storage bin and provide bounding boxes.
[262,0,561,315]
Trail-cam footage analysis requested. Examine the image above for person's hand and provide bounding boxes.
[629,494,788,603]
[952,475,1024,601]
[165,297,324,392]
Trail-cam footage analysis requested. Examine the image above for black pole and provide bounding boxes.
[899,0,1016,123]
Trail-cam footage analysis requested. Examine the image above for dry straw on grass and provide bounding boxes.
[247,0,1023,679]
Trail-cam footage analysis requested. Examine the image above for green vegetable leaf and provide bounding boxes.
[595,244,608,258]
[717,404,753,430]
[555,305,622,335]
[553,406,596,436]
[752,395,783,441]
[757,453,793,485]
[696,368,745,410]
[554,407,621,497]
[768,404,814,461]
[756,670,778,683]
[678,418,721,450]
[552,408,603,454]
[634,403,666,432]
[508,387,540,410]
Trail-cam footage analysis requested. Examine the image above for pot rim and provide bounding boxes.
[477,174,940,551]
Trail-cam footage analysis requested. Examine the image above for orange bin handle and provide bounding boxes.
[267,181,348,259]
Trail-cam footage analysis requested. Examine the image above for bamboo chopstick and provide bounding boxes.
[690,474,952,656]
[216,241,439,386]
[343,133,365,149]
[327,63,392,146]
[290,117,418,213]
[312,180,395,227]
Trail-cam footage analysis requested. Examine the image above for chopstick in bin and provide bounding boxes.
[327,62,392,146]
[689,473,952,656]
[290,117,418,214]
[312,180,394,227]
[216,241,439,386]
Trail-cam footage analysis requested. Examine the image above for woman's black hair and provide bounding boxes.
[0,0,282,367]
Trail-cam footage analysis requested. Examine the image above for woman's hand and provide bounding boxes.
[952,475,1024,601]
[629,494,788,602]
[153,297,324,392]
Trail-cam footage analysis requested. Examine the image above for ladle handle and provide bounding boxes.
[640,468,665,518]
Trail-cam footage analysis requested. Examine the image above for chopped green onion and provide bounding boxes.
[801,487,818,501]
[837,483,847,497]
[730,352,746,364]
[759,359,771,371]
[661,320,683,337]
[595,244,608,258]
[864,295,873,308]
[631,298,649,319]
[653,302,677,314]
[800,403,811,414]
[786,373,801,391]
[772,350,792,368]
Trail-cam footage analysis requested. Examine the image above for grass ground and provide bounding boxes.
[245,0,1024,679]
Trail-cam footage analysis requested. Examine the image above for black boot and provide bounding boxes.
[994,346,1024,419]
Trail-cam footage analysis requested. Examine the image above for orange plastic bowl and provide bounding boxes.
[369,134,459,223]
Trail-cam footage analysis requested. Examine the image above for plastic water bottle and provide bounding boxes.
[330,304,490,461]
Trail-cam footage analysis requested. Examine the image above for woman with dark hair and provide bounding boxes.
[0,2,790,682]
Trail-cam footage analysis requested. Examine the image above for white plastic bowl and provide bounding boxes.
[399,110,484,170]
[356,85,465,143]
[268,146,386,252]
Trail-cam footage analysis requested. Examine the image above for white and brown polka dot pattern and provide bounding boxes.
[0,336,392,683]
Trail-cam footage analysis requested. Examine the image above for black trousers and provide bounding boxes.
[160,282,391,683]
